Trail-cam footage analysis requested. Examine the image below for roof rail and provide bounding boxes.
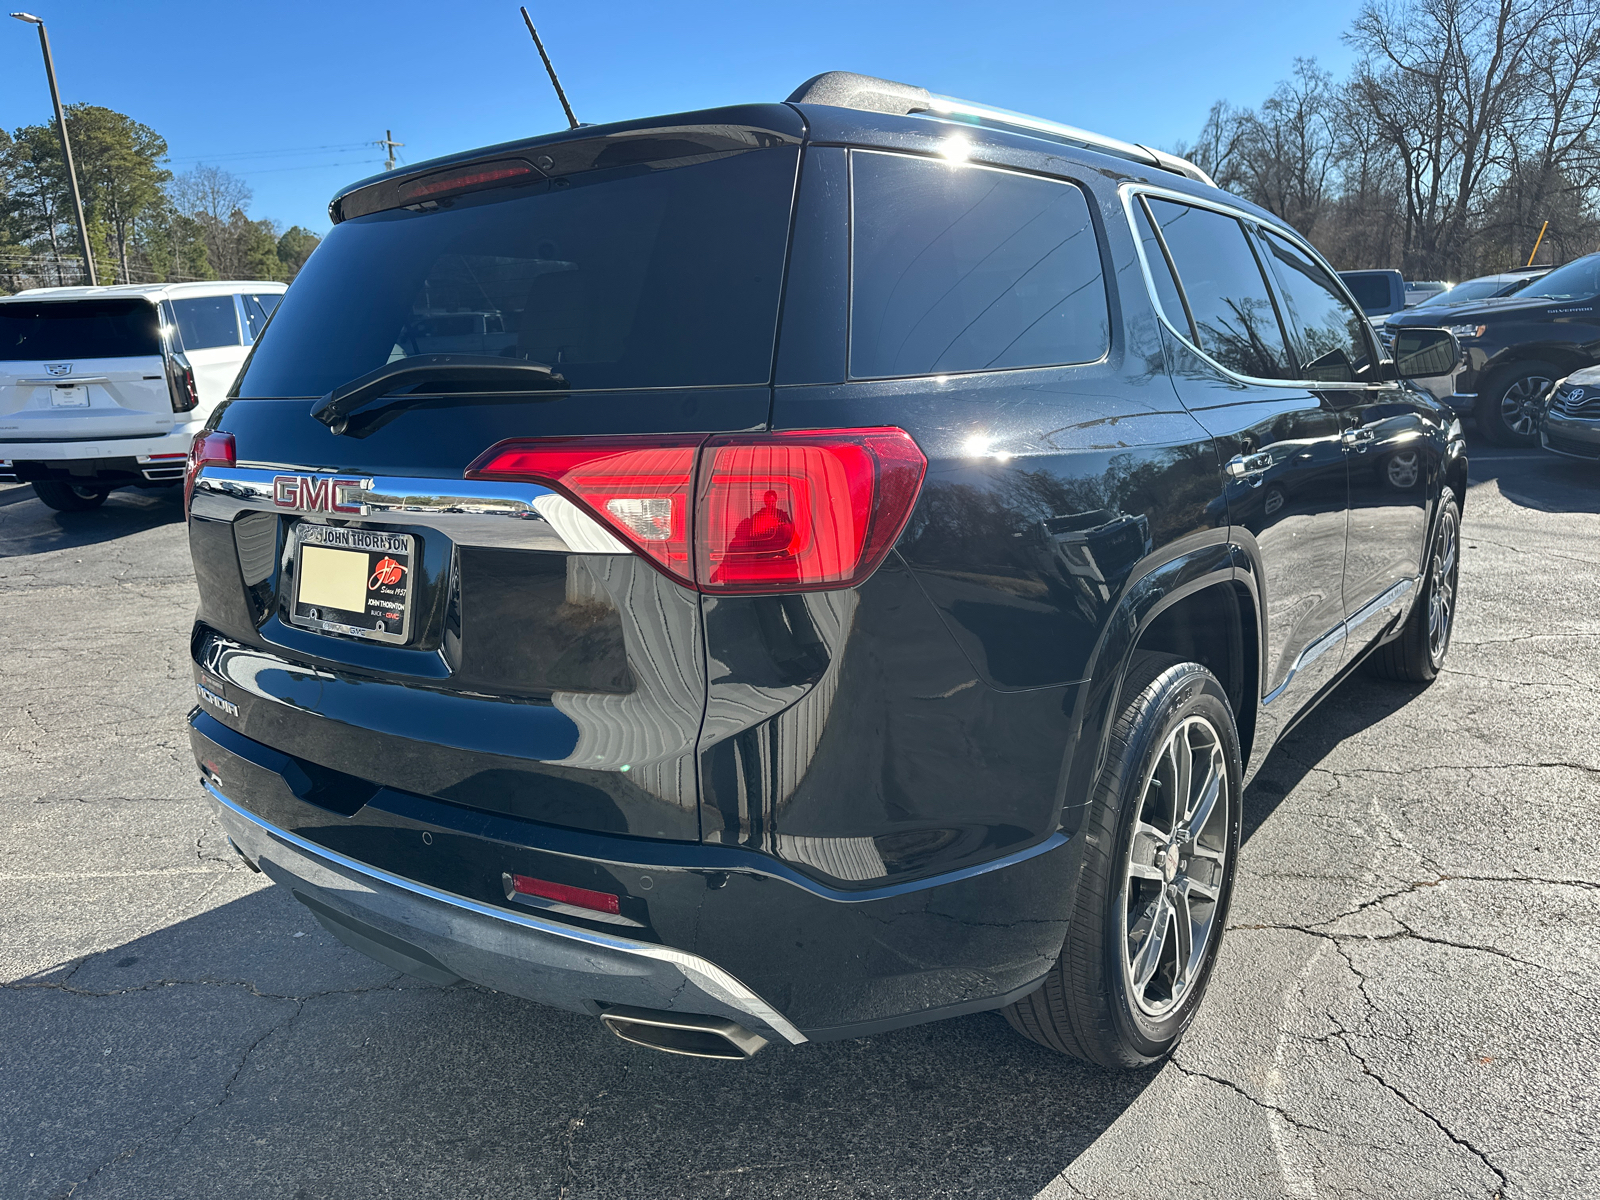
[786,71,1216,188]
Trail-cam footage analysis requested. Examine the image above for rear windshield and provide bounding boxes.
[1416,279,1502,306]
[1522,255,1600,301]
[236,147,800,397]
[1342,274,1393,313]
[0,298,161,361]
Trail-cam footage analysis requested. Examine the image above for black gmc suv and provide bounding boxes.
[1386,252,1600,445]
[185,72,1466,1068]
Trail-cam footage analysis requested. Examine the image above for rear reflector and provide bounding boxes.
[185,431,235,518]
[508,873,622,916]
[466,428,926,594]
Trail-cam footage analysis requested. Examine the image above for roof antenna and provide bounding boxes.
[519,7,579,130]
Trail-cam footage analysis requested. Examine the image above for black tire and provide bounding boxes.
[1004,653,1242,1069]
[1473,361,1557,447]
[32,481,111,512]
[1365,489,1461,684]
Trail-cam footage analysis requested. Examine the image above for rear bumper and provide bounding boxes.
[0,425,200,484]
[1542,411,1600,460]
[191,709,1071,1038]
[210,783,808,1046]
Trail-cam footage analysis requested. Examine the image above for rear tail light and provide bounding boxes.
[185,431,235,518]
[466,427,927,594]
[166,350,199,413]
[399,159,535,204]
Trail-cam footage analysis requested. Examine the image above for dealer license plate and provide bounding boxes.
[49,386,88,407]
[290,525,415,644]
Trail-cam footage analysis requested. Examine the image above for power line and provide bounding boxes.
[164,141,374,164]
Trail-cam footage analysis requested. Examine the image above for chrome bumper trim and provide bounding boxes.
[1543,411,1600,445]
[206,783,806,1044]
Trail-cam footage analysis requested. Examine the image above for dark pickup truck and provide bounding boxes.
[1386,253,1600,445]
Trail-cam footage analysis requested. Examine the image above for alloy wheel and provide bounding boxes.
[1119,716,1231,1018]
[1428,507,1459,663]
[1498,375,1553,437]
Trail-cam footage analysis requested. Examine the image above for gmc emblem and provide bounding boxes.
[273,474,368,514]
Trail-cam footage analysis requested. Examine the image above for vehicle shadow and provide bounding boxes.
[1461,441,1600,514]
[0,482,184,556]
[1241,672,1428,845]
[6,883,1157,1199]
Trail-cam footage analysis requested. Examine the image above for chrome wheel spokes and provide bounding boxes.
[1500,376,1552,436]
[1119,715,1231,1018]
[1428,508,1459,661]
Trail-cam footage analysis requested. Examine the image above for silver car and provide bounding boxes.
[1543,365,1600,461]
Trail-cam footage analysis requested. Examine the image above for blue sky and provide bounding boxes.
[3,1,1366,235]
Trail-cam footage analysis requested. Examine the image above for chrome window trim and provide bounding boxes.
[1119,183,1383,393]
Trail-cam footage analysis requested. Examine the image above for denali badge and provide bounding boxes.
[196,682,238,717]
[44,363,71,377]
[273,474,368,514]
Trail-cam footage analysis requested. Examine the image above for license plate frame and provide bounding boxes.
[288,524,416,645]
[48,385,89,408]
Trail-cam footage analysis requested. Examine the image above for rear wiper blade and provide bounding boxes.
[310,354,566,435]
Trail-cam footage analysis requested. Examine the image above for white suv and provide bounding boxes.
[0,281,286,511]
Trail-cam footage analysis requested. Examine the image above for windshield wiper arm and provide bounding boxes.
[310,354,566,435]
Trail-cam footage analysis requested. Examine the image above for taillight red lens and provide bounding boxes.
[509,873,622,916]
[467,436,704,578]
[184,431,235,518]
[466,428,927,594]
[697,430,926,592]
[399,160,534,203]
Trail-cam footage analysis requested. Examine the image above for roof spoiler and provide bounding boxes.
[786,71,1216,188]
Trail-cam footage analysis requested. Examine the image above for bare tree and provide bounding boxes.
[172,164,254,277]
[1233,60,1341,237]
[1346,0,1569,275]
[1178,0,1600,275]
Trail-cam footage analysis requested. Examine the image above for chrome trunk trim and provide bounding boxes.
[191,464,628,553]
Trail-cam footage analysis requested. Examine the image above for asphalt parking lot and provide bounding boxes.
[1,443,1596,1200]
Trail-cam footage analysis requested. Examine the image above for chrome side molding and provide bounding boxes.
[1263,578,1417,706]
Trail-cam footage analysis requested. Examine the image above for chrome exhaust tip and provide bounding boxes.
[599,1005,769,1060]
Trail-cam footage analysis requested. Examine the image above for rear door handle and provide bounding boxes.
[1341,428,1376,451]
[1225,452,1272,485]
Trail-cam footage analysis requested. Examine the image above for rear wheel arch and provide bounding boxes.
[1061,547,1263,822]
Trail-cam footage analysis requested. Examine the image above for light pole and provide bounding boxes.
[12,12,97,286]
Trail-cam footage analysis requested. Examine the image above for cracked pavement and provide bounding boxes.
[2,444,1597,1199]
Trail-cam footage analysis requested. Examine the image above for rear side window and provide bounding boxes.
[1132,199,1190,336]
[170,296,241,350]
[239,292,281,341]
[1145,198,1291,380]
[0,299,160,360]
[1258,231,1376,384]
[236,146,799,397]
[849,151,1108,378]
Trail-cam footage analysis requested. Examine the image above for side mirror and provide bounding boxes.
[1391,328,1460,380]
